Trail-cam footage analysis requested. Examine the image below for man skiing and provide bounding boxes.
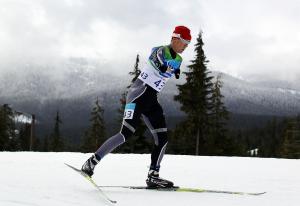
[81,25,192,188]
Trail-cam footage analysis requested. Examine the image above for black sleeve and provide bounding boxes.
[149,46,180,78]
[149,46,168,73]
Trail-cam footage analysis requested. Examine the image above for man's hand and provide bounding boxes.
[166,60,181,72]
[175,69,180,79]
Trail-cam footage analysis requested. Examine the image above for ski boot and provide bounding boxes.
[81,154,100,177]
[146,168,174,188]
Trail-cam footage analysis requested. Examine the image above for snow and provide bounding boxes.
[14,114,32,124]
[0,152,299,206]
[277,88,300,95]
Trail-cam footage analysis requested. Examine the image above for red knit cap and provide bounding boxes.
[172,26,191,44]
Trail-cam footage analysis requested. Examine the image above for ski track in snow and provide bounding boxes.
[0,152,299,206]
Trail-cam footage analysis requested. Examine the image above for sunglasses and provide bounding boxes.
[172,33,190,45]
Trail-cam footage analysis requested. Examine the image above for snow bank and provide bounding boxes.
[0,152,299,206]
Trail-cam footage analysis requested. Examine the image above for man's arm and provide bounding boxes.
[149,46,181,79]
[149,46,168,73]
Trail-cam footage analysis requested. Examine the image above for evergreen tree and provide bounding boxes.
[0,105,9,150]
[129,54,141,85]
[0,104,18,151]
[33,136,41,151]
[118,92,127,123]
[266,117,282,157]
[281,116,300,158]
[116,54,151,153]
[42,135,50,152]
[19,123,31,151]
[117,55,141,123]
[232,129,248,156]
[257,117,284,157]
[209,74,231,155]
[169,120,195,155]
[174,31,214,155]
[81,97,106,152]
[50,111,64,151]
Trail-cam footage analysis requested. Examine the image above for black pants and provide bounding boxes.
[121,85,168,171]
[95,82,168,172]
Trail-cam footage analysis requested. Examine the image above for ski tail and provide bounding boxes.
[176,187,266,195]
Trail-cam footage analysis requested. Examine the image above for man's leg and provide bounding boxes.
[142,113,168,172]
[94,119,137,160]
[142,104,173,188]
[81,102,141,177]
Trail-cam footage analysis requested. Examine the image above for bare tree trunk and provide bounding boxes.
[30,114,35,151]
[196,128,200,155]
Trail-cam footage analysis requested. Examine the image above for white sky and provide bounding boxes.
[1,0,300,81]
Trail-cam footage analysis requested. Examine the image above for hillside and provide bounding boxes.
[1,61,300,140]
[1,63,300,117]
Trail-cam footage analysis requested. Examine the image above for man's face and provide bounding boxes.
[171,38,189,53]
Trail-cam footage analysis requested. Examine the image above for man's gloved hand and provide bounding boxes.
[175,69,180,79]
[159,71,172,78]
[166,60,181,72]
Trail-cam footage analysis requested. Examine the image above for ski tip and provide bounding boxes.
[235,191,267,196]
[253,191,267,195]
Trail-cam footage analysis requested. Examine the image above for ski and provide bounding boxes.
[64,163,117,205]
[98,185,266,196]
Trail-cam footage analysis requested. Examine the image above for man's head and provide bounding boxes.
[171,26,191,53]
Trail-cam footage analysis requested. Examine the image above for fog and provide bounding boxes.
[1,0,300,81]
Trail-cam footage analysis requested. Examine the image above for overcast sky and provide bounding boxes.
[1,0,300,81]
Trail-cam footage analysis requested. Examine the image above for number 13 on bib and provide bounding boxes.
[124,103,136,119]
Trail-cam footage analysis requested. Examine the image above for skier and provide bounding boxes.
[81,25,192,188]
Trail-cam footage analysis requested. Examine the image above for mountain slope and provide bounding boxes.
[1,58,300,116]
[215,72,300,115]
[1,61,300,140]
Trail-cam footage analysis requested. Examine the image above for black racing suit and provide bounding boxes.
[94,45,181,172]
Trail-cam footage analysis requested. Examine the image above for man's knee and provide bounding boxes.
[120,122,135,140]
[156,132,168,147]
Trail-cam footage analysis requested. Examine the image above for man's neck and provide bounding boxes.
[168,44,177,58]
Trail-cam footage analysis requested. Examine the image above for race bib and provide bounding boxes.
[124,103,136,119]
[138,63,171,92]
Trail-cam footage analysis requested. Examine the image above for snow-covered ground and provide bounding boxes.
[0,152,299,206]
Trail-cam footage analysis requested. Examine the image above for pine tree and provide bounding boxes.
[281,116,300,158]
[169,120,195,155]
[174,31,214,155]
[209,74,231,155]
[0,105,8,150]
[0,104,18,151]
[116,54,151,153]
[117,55,141,123]
[33,136,41,151]
[19,123,31,151]
[257,117,285,157]
[265,117,282,157]
[50,111,64,152]
[129,54,141,85]
[42,135,50,152]
[81,97,106,152]
[118,92,127,124]
[232,129,248,156]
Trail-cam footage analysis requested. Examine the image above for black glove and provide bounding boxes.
[175,69,180,79]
